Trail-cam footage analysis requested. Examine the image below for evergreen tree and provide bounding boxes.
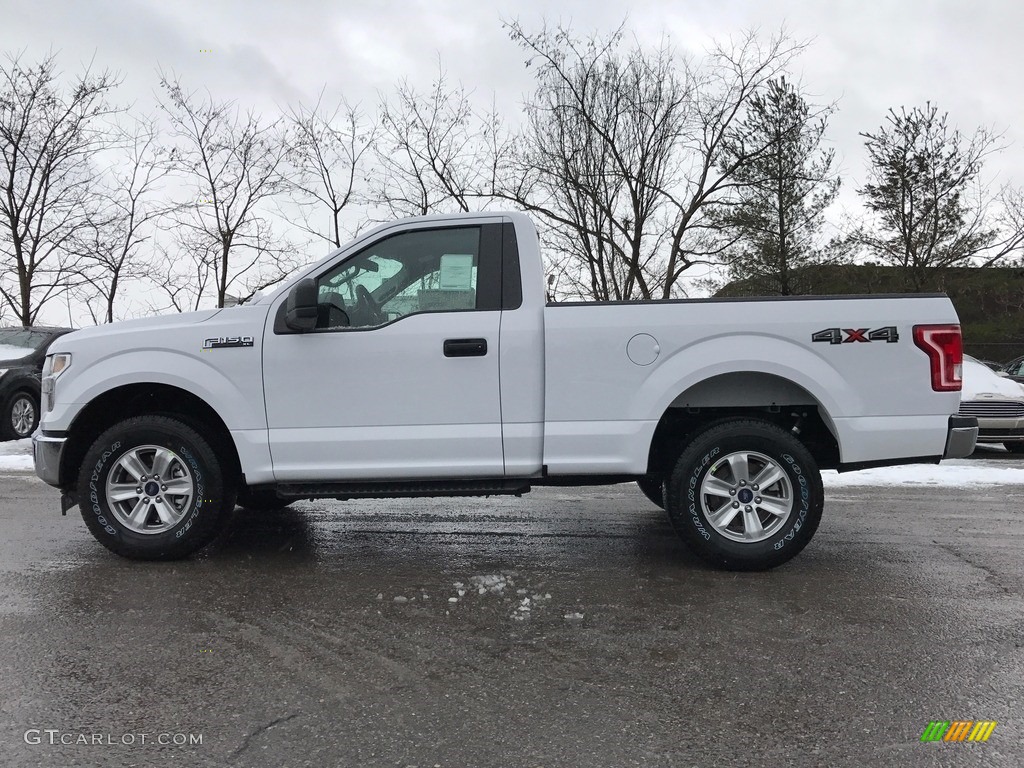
[858,103,1003,291]
[716,77,840,295]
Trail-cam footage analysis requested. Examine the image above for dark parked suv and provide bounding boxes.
[0,326,74,441]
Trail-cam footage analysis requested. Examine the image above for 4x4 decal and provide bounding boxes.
[812,326,899,345]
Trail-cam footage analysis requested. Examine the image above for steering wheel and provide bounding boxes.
[354,284,384,326]
[319,292,350,329]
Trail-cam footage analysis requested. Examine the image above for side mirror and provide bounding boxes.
[284,278,318,332]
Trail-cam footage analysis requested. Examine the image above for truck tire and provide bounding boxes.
[237,487,292,512]
[665,419,823,571]
[77,416,235,560]
[3,390,38,440]
[636,478,665,509]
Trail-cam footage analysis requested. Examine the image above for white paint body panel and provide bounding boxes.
[541,296,961,471]
[496,213,547,476]
[263,310,504,480]
[42,306,277,483]
[39,211,963,488]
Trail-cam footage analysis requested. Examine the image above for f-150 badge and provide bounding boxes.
[202,336,255,350]
[812,326,899,344]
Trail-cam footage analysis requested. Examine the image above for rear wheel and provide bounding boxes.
[1004,442,1024,454]
[77,415,235,560]
[665,419,824,571]
[636,478,665,509]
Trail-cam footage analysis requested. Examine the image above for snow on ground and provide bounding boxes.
[1,437,1022,486]
[469,574,511,595]
[0,439,34,472]
[822,459,1024,487]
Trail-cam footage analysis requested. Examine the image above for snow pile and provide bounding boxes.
[469,574,511,595]
[511,597,532,621]
[0,438,33,472]
[447,575,511,603]
[823,460,1024,487]
[961,358,1024,400]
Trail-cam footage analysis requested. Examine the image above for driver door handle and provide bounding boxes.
[444,338,487,357]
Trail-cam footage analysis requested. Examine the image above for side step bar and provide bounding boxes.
[275,478,532,502]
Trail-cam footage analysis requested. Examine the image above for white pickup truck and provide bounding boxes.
[33,212,977,570]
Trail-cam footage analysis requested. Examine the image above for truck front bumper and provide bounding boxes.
[33,433,66,487]
[944,415,979,459]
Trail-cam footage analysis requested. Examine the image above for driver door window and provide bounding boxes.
[316,226,482,329]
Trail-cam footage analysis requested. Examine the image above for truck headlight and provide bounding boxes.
[44,353,72,377]
[41,353,71,412]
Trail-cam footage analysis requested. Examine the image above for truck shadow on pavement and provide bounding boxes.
[205,498,706,574]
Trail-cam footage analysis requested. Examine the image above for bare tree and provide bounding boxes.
[372,65,498,219]
[283,93,377,249]
[659,30,806,299]
[150,240,211,314]
[158,73,299,309]
[0,52,120,325]
[71,117,174,323]
[493,22,804,301]
[999,186,1024,265]
[857,103,1024,290]
[494,22,683,300]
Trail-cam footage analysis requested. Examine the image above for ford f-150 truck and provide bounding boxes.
[33,212,978,570]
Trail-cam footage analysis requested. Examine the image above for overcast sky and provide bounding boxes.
[5,0,1022,185]
[3,0,1023,321]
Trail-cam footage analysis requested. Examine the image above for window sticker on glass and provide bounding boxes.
[439,254,475,289]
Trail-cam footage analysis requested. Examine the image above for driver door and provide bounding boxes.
[262,222,505,481]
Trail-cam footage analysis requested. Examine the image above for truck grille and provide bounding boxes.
[959,400,1024,419]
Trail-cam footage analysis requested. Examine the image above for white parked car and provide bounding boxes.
[33,212,975,570]
[959,355,1024,453]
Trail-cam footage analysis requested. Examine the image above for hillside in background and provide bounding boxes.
[715,265,1024,363]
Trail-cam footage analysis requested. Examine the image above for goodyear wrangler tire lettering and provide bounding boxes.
[664,419,824,571]
[76,416,235,561]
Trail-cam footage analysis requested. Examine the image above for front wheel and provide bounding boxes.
[3,391,38,440]
[77,416,235,560]
[665,419,824,571]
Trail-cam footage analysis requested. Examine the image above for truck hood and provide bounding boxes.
[65,309,223,339]
[47,307,268,354]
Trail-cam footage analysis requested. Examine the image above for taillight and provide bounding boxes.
[913,325,962,391]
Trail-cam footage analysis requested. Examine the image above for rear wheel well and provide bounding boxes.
[61,384,241,491]
[645,405,840,481]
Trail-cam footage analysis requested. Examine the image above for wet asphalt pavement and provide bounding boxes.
[0,461,1022,768]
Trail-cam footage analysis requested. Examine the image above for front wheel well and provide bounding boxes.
[645,406,840,481]
[3,384,40,403]
[61,384,241,491]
